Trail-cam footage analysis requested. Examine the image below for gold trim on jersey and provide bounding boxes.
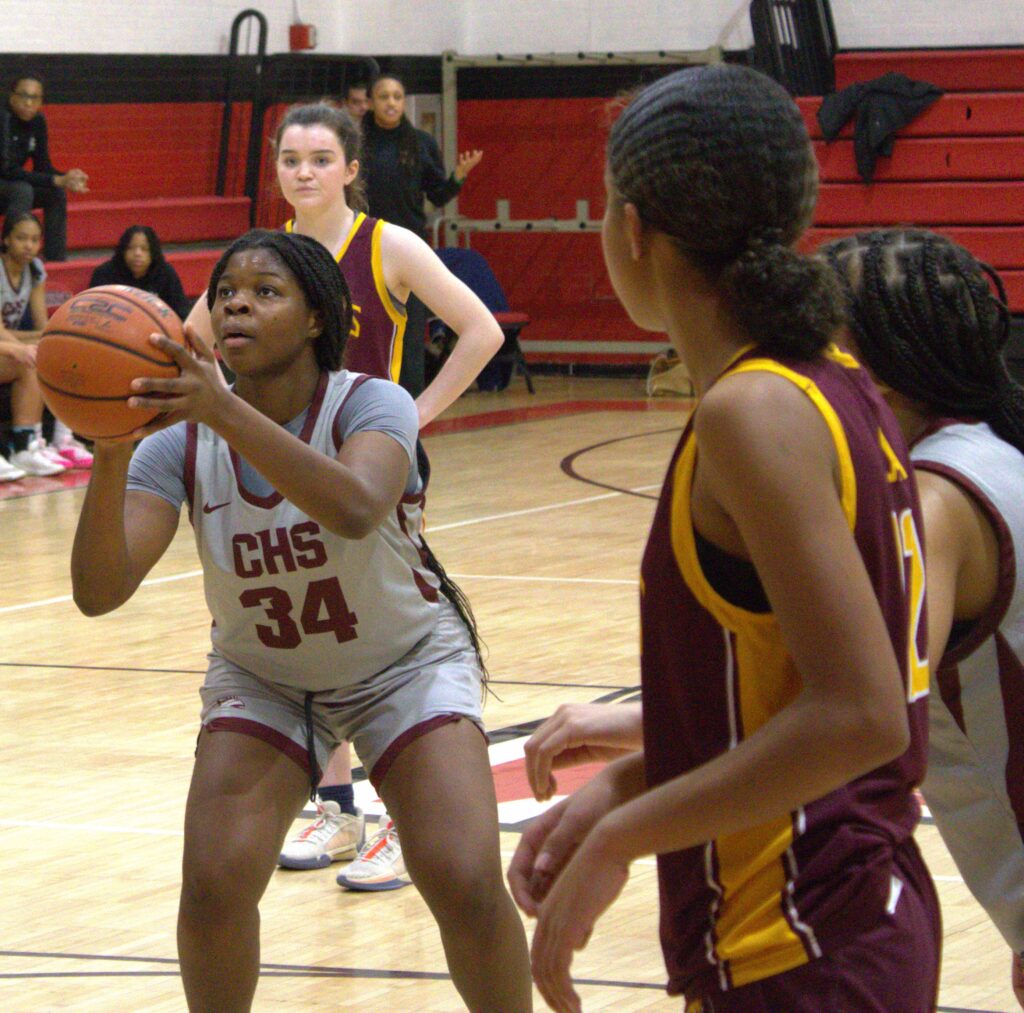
[283,213,367,264]
[667,352,862,986]
[370,220,407,383]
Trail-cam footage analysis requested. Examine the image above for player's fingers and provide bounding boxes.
[146,332,191,364]
[184,322,216,362]
[507,831,543,916]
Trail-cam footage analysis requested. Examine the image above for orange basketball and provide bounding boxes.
[36,285,186,440]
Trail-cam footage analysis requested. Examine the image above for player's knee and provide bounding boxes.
[180,853,257,921]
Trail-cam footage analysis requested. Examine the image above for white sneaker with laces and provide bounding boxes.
[336,815,410,891]
[278,802,365,870]
[10,440,66,477]
[0,454,26,482]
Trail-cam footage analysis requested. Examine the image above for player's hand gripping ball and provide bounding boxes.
[36,285,186,439]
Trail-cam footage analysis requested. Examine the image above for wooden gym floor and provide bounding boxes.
[0,375,1016,1011]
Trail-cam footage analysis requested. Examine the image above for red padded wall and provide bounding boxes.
[455,97,649,361]
[45,102,252,201]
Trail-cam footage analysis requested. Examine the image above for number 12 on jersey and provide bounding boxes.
[892,508,929,703]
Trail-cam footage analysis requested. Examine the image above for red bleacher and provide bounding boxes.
[38,101,255,307]
[800,48,1024,312]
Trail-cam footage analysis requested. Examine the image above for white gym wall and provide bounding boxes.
[10,1,1024,56]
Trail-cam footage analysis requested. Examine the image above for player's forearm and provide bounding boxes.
[209,395,391,538]
[591,688,910,867]
[71,443,138,614]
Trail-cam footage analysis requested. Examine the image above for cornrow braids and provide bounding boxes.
[273,102,367,213]
[207,229,353,372]
[822,228,1024,454]
[607,63,843,359]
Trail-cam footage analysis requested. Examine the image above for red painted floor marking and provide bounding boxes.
[0,468,91,501]
[491,756,605,804]
[423,399,684,436]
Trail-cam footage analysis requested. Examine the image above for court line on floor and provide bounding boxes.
[0,485,656,616]
[0,949,666,990]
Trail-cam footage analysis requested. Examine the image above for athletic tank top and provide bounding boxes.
[0,256,44,330]
[184,370,439,691]
[913,420,1024,953]
[640,344,929,997]
[284,215,406,382]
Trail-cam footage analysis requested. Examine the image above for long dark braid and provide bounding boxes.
[207,229,352,372]
[420,537,489,683]
[822,228,1024,453]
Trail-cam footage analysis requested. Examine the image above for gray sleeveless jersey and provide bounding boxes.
[914,420,1024,953]
[181,371,440,692]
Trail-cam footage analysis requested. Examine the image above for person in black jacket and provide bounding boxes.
[362,74,483,395]
[0,75,89,261]
[89,225,190,319]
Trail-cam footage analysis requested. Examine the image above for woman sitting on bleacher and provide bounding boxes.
[89,225,190,319]
[0,211,75,477]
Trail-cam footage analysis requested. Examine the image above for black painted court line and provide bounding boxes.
[0,949,662,990]
[560,426,682,500]
[0,954,1006,1010]
[0,661,638,693]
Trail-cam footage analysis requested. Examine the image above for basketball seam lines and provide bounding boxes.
[39,330,179,368]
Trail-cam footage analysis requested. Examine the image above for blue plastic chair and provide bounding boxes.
[433,246,534,393]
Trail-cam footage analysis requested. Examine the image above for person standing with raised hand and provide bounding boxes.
[362,74,484,396]
[185,101,503,891]
[72,229,531,1012]
[509,64,939,1013]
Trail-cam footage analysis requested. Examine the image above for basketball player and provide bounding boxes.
[185,101,504,888]
[822,228,1024,1009]
[71,229,531,1012]
[508,65,940,1012]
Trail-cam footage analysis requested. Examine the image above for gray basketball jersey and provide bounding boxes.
[186,370,440,692]
[914,420,1024,953]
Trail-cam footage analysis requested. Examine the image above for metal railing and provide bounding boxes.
[750,0,838,96]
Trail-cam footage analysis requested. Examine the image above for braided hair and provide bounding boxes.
[207,229,352,372]
[362,75,421,179]
[607,64,843,359]
[273,102,367,212]
[821,229,1024,454]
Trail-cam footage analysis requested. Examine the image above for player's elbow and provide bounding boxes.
[844,698,911,771]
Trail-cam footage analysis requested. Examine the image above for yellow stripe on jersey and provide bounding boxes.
[370,220,407,383]
[283,213,367,261]
[667,355,865,985]
[713,816,808,986]
[726,357,857,530]
[334,212,367,262]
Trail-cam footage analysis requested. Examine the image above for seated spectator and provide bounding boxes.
[0,74,88,262]
[89,225,190,319]
[0,212,90,470]
[0,213,60,478]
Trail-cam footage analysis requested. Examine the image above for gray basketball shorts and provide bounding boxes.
[199,599,486,790]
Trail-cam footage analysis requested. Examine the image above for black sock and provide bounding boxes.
[10,426,34,453]
[319,783,357,815]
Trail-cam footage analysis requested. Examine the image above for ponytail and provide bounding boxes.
[719,235,844,359]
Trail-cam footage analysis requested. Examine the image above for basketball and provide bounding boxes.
[36,285,186,440]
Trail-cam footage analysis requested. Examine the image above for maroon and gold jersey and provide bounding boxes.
[639,345,930,998]
[284,214,406,382]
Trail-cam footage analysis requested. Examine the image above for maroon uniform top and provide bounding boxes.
[285,214,407,382]
[639,345,930,998]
